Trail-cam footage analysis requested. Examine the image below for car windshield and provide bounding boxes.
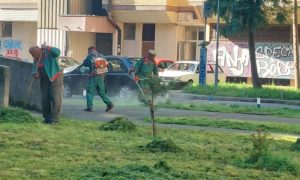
[167,63,196,72]
[68,58,78,66]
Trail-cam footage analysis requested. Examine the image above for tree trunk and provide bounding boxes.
[248,27,262,88]
[293,0,300,89]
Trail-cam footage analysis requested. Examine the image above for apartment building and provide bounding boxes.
[0,0,206,62]
[55,0,206,61]
[109,0,205,61]
[3,0,295,86]
[0,0,38,62]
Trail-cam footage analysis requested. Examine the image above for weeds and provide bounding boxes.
[247,129,270,163]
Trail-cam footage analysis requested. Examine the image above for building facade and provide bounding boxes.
[0,0,38,62]
[2,0,298,86]
[55,0,205,61]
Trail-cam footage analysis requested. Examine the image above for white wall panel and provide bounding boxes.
[37,29,66,56]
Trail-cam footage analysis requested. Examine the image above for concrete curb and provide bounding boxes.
[168,91,300,106]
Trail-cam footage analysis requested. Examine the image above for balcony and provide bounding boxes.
[57,0,116,33]
[57,15,116,33]
[109,0,203,23]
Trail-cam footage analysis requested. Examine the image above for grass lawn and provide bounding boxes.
[158,101,300,119]
[0,108,300,179]
[146,116,300,135]
[183,83,300,100]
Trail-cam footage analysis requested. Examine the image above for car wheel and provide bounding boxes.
[118,86,136,99]
[187,80,193,86]
[63,83,72,98]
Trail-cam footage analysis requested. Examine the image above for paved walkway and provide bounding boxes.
[60,104,300,138]
[29,94,300,138]
[62,104,300,125]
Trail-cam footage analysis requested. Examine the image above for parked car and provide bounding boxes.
[159,61,225,87]
[58,56,79,68]
[63,56,138,98]
[155,58,175,72]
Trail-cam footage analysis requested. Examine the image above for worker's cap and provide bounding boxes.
[148,49,156,55]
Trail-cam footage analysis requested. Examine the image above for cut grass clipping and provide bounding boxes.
[140,139,182,153]
[0,107,38,123]
[100,117,136,132]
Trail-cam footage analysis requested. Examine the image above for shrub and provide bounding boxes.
[0,107,38,123]
[99,117,136,132]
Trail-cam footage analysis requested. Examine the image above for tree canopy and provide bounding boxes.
[207,0,292,36]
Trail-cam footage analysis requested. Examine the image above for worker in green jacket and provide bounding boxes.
[30,45,63,124]
[131,49,158,103]
[82,47,113,112]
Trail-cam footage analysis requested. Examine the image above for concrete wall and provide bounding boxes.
[0,57,41,111]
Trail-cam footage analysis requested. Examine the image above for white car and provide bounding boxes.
[159,61,225,87]
[159,61,200,86]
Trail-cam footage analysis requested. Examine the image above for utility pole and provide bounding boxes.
[293,0,300,89]
[214,0,220,88]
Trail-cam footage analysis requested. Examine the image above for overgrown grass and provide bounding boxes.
[158,101,300,119]
[146,116,300,135]
[0,108,299,179]
[183,83,300,100]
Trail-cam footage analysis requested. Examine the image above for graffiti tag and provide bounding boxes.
[3,39,22,49]
[207,42,295,79]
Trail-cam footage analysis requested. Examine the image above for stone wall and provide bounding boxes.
[0,57,41,111]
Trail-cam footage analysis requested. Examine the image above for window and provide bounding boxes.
[198,31,204,40]
[107,59,127,73]
[2,22,12,37]
[124,23,136,40]
[142,24,155,41]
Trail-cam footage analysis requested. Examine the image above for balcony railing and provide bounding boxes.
[66,0,107,16]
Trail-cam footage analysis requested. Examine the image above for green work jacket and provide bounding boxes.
[32,47,62,82]
[134,58,158,79]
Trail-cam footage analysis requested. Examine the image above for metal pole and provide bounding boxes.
[214,0,220,87]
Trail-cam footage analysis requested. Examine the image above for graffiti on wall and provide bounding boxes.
[0,39,22,59]
[207,41,295,79]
